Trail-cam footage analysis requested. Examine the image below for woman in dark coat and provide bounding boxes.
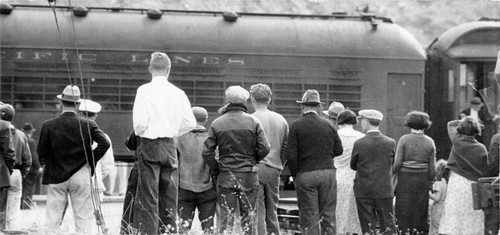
[438,117,488,234]
[393,111,436,234]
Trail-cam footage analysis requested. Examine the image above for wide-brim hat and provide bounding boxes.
[296,89,325,105]
[57,85,82,103]
[22,123,36,132]
[79,99,102,113]
[322,101,345,118]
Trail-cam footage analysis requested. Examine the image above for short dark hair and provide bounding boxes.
[0,104,15,122]
[61,100,79,108]
[338,110,357,125]
[367,119,380,126]
[457,117,480,136]
[404,111,432,130]
[250,83,272,104]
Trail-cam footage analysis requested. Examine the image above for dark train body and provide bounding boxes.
[425,19,500,159]
[0,5,426,160]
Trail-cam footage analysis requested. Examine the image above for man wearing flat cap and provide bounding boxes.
[132,52,197,234]
[203,85,270,235]
[350,109,397,234]
[38,85,110,234]
[323,101,345,130]
[287,89,343,235]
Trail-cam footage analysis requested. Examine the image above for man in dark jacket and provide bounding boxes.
[38,85,110,234]
[203,85,270,235]
[287,89,343,235]
[0,101,15,230]
[351,109,396,234]
[0,104,31,230]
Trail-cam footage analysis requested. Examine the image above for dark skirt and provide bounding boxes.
[395,171,430,234]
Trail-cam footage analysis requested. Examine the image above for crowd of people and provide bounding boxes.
[0,51,498,235]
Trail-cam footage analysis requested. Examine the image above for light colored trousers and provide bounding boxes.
[46,165,94,234]
[5,169,22,230]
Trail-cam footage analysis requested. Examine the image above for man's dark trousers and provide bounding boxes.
[295,169,336,235]
[120,162,138,234]
[178,187,217,232]
[133,138,178,235]
[355,197,396,234]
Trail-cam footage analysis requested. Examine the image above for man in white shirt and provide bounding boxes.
[132,52,196,234]
[459,97,494,145]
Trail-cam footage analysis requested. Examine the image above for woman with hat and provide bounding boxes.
[392,111,436,234]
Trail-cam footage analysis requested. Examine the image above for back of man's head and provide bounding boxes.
[250,83,272,105]
[149,52,171,74]
[0,104,15,122]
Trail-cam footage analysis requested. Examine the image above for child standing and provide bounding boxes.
[429,159,449,235]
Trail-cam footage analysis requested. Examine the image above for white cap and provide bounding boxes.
[225,86,250,104]
[79,99,102,113]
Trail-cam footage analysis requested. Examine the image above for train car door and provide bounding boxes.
[386,73,423,141]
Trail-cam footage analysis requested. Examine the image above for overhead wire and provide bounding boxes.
[48,0,108,234]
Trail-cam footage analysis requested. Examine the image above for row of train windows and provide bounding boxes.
[1,76,362,114]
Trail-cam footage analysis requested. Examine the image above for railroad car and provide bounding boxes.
[0,4,426,162]
[425,18,500,159]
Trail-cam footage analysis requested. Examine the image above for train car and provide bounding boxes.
[1,4,426,160]
[425,18,500,159]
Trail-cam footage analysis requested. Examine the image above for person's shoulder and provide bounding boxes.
[14,129,29,141]
[380,133,396,144]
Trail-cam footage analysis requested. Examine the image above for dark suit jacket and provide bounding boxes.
[0,120,15,188]
[351,131,396,198]
[486,132,500,177]
[38,111,110,184]
[287,112,343,176]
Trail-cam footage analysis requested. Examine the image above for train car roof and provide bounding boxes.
[428,19,500,60]
[1,5,425,61]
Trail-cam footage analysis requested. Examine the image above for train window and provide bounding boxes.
[454,29,500,46]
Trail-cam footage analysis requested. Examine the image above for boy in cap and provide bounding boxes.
[176,106,216,233]
[350,109,397,234]
[132,52,196,234]
[38,85,110,234]
[21,122,42,210]
[203,85,270,235]
[287,89,343,235]
[249,83,288,235]
[79,99,115,204]
[0,103,31,231]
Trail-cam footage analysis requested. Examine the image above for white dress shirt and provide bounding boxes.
[133,76,196,139]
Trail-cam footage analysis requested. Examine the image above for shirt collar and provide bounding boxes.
[367,130,380,133]
[303,110,318,115]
